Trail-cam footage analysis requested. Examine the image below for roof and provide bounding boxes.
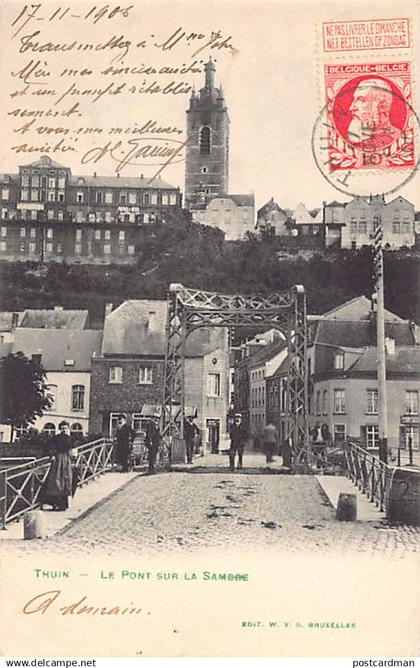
[257,198,289,217]
[314,320,416,348]
[24,157,69,169]
[69,174,177,190]
[229,194,255,207]
[248,339,287,369]
[321,296,405,323]
[12,329,103,371]
[349,347,420,375]
[20,308,89,329]
[102,300,226,357]
[325,200,346,208]
[272,354,289,377]
[292,202,318,225]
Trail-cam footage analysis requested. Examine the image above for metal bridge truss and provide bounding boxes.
[162,283,309,467]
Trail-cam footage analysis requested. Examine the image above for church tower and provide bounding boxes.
[185,59,230,208]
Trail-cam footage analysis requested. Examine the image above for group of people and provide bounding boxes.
[114,413,161,474]
[228,413,280,471]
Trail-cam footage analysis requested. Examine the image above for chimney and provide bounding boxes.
[385,337,395,356]
[93,172,97,178]
[104,302,113,318]
[11,312,19,329]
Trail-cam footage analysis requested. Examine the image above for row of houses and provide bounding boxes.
[0,303,230,450]
[256,195,418,249]
[234,296,420,460]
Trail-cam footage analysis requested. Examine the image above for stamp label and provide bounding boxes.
[322,18,411,52]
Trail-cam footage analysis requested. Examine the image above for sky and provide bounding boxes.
[0,0,419,212]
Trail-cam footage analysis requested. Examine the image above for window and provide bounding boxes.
[359,221,367,235]
[47,385,57,410]
[71,422,83,438]
[58,192,64,203]
[77,192,84,203]
[127,244,135,255]
[58,210,64,221]
[94,229,101,240]
[366,389,378,414]
[333,389,346,413]
[333,424,346,442]
[280,378,286,412]
[47,210,54,220]
[46,242,53,253]
[170,193,177,205]
[316,390,321,415]
[104,229,111,240]
[48,177,56,188]
[392,221,401,234]
[20,227,26,238]
[47,191,55,202]
[2,188,9,200]
[109,366,123,383]
[138,366,153,384]
[20,242,25,253]
[43,422,56,436]
[144,193,150,205]
[31,190,39,201]
[119,192,127,205]
[31,209,37,221]
[200,126,211,154]
[118,230,125,241]
[105,192,113,204]
[71,385,85,411]
[46,228,53,238]
[162,193,169,205]
[30,227,36,238]
[96,192,103,204]
[207,372,221,397]
[129,192,136,205]
[201,166,208,173]
[334,351,344,370]
[21,189,29,201]
[365,425,379,449]
[322,389,328,415]
[403,426,419,451]
[104,243,111,255]
[350,222,357,235]
[58,177,66,189]
[1,227,7,237]
[74,243,82,255]
[0,241,6,251]
[56,242,62,254]
[406,390,419,415]
[75,229,82,241]
[29,242,36,254]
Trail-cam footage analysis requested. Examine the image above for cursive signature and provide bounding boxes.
[81,136,188,179]
[23,589,144,616]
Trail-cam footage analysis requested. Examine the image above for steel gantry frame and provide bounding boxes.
[162,283,309,468]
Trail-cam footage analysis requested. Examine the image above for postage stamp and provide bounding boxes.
[323,61,414,171]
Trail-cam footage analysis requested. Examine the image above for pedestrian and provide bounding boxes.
[40,421,73,511]
[115,414,134,473]
[262,422,279,464]
[184,415,199,464]
[145,412,161,474]
[229,413,247,471]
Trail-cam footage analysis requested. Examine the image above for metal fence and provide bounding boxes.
[0,438,113,529]
[343,440,391,511]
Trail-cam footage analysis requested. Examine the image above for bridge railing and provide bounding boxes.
[343,440,392,511]
[0,438,114,529]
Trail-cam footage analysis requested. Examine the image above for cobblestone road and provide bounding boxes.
[2,452,419,558]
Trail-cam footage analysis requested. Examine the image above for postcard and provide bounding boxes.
[0,0,419,659]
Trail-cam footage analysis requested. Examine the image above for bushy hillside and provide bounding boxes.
[0,219,418,328]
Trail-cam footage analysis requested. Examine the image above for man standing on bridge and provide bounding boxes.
[229,413,247,471]
[145,412,161,474]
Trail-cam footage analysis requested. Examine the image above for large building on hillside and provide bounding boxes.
[0,155,182,264]
[185,60,255,240]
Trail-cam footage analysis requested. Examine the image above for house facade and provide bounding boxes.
[89,300,230,450]
[190,194,255,241]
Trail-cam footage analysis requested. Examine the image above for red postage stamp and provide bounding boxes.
[323,61,415,171]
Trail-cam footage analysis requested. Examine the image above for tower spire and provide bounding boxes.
[205,57,216,90]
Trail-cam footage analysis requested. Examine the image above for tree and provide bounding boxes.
[0,352,52,443]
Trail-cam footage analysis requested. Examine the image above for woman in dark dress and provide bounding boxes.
[40,421,73,511]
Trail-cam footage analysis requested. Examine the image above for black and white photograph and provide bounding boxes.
[0,0,419,659]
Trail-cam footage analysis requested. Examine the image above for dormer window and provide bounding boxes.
[334,351,344,370]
